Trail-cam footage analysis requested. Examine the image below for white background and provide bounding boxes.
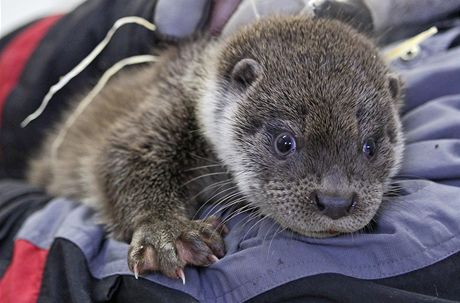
[0,0,84,36]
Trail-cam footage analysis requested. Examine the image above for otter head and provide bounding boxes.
[199,16,404,237]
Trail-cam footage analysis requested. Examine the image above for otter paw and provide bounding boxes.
[127,216,227,282]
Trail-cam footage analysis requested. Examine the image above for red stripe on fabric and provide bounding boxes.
[0,15,62,126]
[0,240,49,303]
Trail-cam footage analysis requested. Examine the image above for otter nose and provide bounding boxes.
[314,192,355,220]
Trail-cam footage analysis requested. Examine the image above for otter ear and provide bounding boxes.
[231,58,262,89]
[388,73,402,99]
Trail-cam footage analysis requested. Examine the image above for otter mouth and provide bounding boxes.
[312,229,339,235]
[307,229,341,237]
[326,229,340,235]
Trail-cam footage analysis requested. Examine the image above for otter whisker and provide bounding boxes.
[194,188,240,221]
[203,191,244,218]
[208,196,248,217]
[223,203,259,224]
[192,181,235,219]
[380,198,414,214]
[188,128,204,135]
[393,174,427,180]
[241,215,269,242]
[181,171,230,187]
[192,168,253,219]
[241,209,261,224]
[236,209,263,230]
[219,201,254,222]
[184,163,225,172]
[189,153,220,165]
[264,223,280,259]
[193,179,233,199]
[209,202,258,234]
[218,202,256,225]
[267,226,287,257]
[263,221,278,244]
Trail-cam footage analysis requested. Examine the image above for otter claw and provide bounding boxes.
[134,262,139,280]
[177,268,186,285]
[209,254,219,263]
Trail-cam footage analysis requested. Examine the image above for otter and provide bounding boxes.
[27,16,404,281]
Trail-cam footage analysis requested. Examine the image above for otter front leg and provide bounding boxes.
[94,103,226,281]
[99,142,227,280]
[128,216,227,281]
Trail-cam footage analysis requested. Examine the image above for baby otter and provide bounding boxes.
[28,16,403,280]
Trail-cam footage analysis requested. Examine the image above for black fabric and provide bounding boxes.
[247,252,460,303]
[313,0,374,35]
[0,0,160,179]
[0,19,39,52]
[38,238,198,303]
[0,180,51,277]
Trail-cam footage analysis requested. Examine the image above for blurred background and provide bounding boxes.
[1,0,84,36]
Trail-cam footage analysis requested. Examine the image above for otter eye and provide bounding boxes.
[274,133,297,157]
[362,138,376,158]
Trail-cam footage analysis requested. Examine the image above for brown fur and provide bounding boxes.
[28,16,403,278]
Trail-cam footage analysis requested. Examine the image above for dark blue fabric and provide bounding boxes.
[0,180,50,276]
[396,27,460,187]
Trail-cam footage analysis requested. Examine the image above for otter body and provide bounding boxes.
[28,16,403,279]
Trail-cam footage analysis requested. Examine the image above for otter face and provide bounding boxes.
[199,16,404,237]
